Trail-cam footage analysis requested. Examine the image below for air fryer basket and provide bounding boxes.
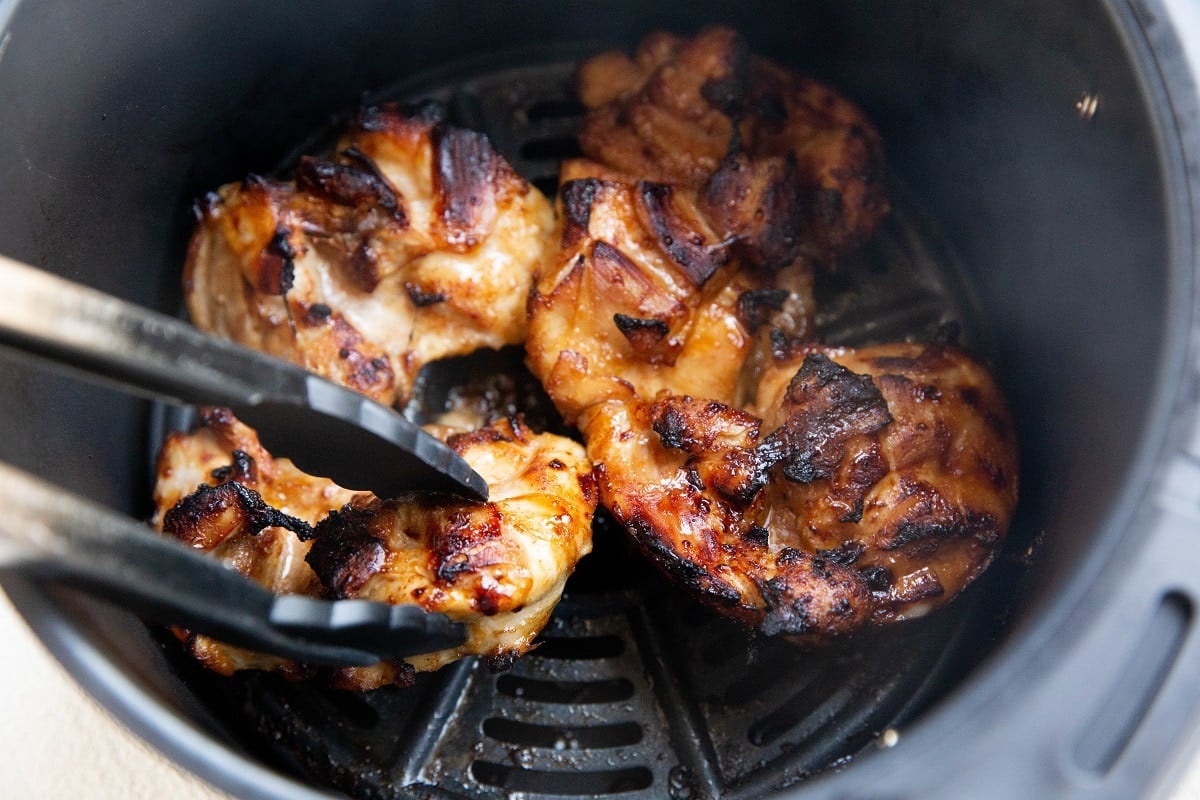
[0,1,1197,799]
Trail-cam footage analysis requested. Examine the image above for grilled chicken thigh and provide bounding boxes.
[152,409,596,688]
[185,102,554,408]
[577,26,890,262]
[582,342,1018,639]
[524,32,1017,639]
[526,158,816,424]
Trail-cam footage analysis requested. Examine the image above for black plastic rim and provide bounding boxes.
[1,1,1197,798]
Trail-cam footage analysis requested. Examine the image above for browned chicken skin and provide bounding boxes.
[526,159,816,424]
[577,26,890,262]
[185,102,554,408]
[152,410,596,688]
[582,343,1018,639]
[152,408,358,678]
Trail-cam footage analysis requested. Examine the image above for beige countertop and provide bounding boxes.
[0,590,227,799]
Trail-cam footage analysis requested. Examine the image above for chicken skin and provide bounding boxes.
[581,342,1018,639]
[185,102,555,408]
[526,159,816,424]
[577,26,890,262]
[152,409,596,689]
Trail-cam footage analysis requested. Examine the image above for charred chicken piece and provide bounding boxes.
[185,102,555,408]
[152,410,596,688]
[577,26,890,261]
[577,29,742,186]
[581,342,1018,639]
[152,407,361,678]
[526,159,816,424]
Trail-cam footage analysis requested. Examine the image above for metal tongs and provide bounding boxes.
[0,254,486,665]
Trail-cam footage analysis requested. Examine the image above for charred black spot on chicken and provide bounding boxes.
[637,181,730,286]
[307,502,389,597]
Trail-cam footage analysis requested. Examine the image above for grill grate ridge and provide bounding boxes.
[419,592,681,799]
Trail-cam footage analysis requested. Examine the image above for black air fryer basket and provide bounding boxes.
[1,1,1198,799]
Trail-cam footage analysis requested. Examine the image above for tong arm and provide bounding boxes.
[0,255,488,501]
[0,462,466,666]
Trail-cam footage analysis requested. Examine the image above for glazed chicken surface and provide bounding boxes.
[153,408,596,689]
[582,342,1018,639]
[576,26,890,262]
[526,158,817,424]
[185,102,554,408]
